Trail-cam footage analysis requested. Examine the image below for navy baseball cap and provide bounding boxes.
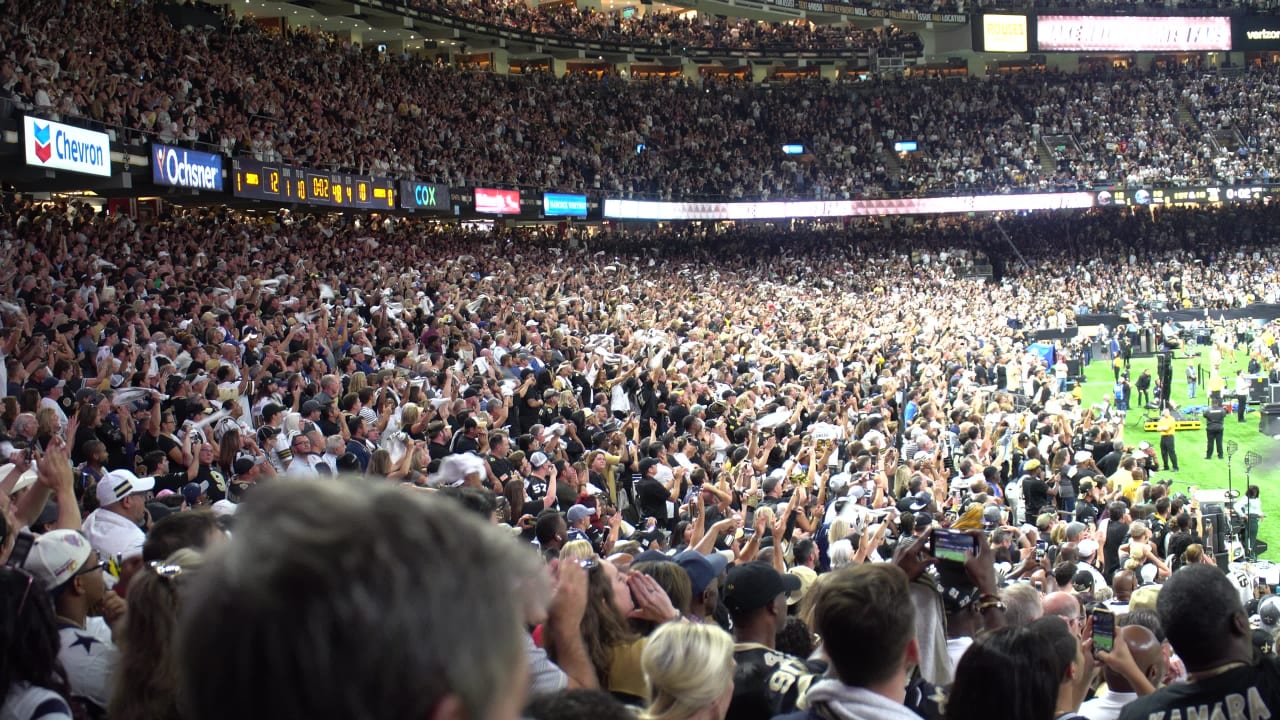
[674,550,729,596]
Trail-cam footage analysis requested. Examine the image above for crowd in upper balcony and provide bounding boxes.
[415,0,925,54]
[2,0,1280,200]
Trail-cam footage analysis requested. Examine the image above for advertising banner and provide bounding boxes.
[151,143,222,190]
[399,181,451,211]
[1233,15,1280,51]
[475,188,521,215]
[1036,15,1231,52]
[603,192,1097,221]
[980,14,1030,53]
[543,193,588,217]
[24,116,111,177]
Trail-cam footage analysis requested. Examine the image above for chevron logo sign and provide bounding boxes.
[31,122,51,163]
[23,116,112,177]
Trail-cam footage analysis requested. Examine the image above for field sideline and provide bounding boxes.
[1076,349,1280,557]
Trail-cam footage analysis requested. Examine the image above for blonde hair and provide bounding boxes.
[640,622,735,720]
[559,540,595,563]
[826,519,851,546]
[400,403,421,430]
[1184,543,1206,565]
[348,372,368,395]
[755,506,776,527]
[1050,523,1068,546]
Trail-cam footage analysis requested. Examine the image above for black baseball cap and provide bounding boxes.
[722,562,801,615]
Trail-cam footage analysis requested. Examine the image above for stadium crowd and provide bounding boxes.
[4,0,1280,200]
[409,0,925,54]
[1,193,1280,719]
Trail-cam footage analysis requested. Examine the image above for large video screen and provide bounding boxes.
[474,188,521,215]
[982,14,1030,53]
[1036,15,1230,52]
[603,192,1097,221]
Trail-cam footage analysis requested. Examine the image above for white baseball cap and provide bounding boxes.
[25,529,94,591]
[96,468,156,507]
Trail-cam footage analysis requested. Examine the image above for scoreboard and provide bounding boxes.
[231,158,395,210]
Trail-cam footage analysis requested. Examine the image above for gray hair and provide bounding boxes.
[324,435,345,455]
[11,413,37,438]
[177,478,538,720]
[829,539,855,570]
[1000,582,1045,628]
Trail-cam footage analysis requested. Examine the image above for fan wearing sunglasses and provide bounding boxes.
[25,528,126,717]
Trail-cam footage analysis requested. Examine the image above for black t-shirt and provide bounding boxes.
[1076,501,1101,525]
[1205,407,1227,432]
[96,420,129,471]
[636,476,670,521]
[451,433,479,456]
[428,440,450,461]
[157,434,186,473]
[1098,450,1123,478]
[726,643,824,720]
[1104,520,1130,577]
[1119,657,1280,720]
[152,470,189,494]
[489,456,515,486]
[316,416,340,438]
[1023,474,1051,515]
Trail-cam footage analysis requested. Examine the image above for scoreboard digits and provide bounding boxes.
[231,158,395,210]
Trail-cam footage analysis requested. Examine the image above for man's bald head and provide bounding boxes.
[1043,592,1083,637]
[1112,570,1136,602]
[1104,625,1163,692]
[1058,542,1080,564]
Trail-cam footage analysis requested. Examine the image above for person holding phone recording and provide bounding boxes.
[1079,622,1163,720]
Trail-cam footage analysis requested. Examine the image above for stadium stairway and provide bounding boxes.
[1177,97,1198,132]
[1179,96,1242,155]
[1036,138,1059,176]
[882,145,903,179]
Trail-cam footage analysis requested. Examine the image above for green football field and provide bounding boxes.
[1077,350,1280,557]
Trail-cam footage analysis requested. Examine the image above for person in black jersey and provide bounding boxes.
[1119,564,1280,720]
[723,562,823,720]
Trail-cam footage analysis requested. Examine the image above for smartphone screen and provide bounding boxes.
[932,529,977,564]
[1092,608,1115,653]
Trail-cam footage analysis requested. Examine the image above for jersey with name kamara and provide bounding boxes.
[1119,658,1279,720]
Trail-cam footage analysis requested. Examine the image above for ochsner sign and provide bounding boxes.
[152,143,223,191]
[24,116,111,177]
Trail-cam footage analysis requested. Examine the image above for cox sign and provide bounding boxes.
[24,116,111,177]
[152,144,223,190]
[398,181,450,210]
